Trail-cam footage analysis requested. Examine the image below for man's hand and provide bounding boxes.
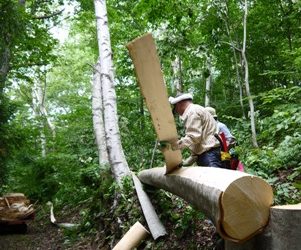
[170,139,180,150]
[182,155,197,166]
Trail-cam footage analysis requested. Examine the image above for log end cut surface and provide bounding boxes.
[221,176,273,241]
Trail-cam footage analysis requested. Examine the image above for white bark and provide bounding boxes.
[205,70,211,107]
[92,61,109,165]
[41,131,46,157]
[94,0,130,182]
[204,53,212,107]
[171,56,182,94]
[32,78,55,157]
[242,0,258,147]
[33,79,56,138]
[132,173,167,239]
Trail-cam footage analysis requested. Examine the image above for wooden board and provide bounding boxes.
[127,33,182,174]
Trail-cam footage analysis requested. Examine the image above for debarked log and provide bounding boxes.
[138,167,273,243]
[112,221,150,250]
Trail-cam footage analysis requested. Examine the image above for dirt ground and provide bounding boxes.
[0,218,218,250]
[0,205,96,250]
[0,204,218,250]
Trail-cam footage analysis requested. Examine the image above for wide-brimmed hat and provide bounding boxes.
[168,93,193,105]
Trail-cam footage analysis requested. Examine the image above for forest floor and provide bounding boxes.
[0,205,96,250]
[0,203,219,250]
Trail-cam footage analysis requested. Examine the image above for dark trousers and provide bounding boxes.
[197,147,222,168]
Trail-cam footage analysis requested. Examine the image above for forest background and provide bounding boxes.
[0,0,300,249]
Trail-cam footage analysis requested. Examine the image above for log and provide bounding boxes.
[138,167,273,243]
[0,193,35,222]
[112,221,150,250]
[132,173,167,239]
[225,203,301,250]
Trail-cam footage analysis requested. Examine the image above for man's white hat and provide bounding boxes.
[168,93,193,105]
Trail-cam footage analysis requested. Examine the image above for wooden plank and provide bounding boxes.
[127,33,182,173]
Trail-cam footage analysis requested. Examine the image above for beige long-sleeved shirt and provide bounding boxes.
[177,103,220,155]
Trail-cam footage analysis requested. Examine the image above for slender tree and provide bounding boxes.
[31,70,55,156]
[204,56,212,107]
[171,56,183,94]
[92,61,109,165]
[241,0,258,147]
[93,0,130,183]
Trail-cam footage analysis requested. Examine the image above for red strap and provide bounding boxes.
[219,132,228,152]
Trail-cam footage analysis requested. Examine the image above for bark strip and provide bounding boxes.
[132,173,167,239]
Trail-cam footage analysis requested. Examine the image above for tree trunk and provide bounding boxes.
[0,47,10,92]
[220,3,246,118]
[205,69,211,107]
[138,167,273,243]
[94,0,130,182]
[171,56,183,94]
[225,203,301,250]
[92,60,109,165]
[241,0,258,147]
[32,76,55,157]
[33,77,56,137]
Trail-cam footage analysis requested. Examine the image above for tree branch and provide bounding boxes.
[33,9,64,20]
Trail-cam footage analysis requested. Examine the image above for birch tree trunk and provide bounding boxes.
[0,47,10,92]
[32,74,56,157]
[33,76,56,138]
[203,51,212,107]
[92,60,109,165]
[171,56,183,94]
[205,69,211,107]
[94,0,130,183]
[241,0,258,147]
[221,4,246,118]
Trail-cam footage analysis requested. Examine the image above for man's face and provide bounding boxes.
[174,102,182,115]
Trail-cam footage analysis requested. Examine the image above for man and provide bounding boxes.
[167,93,222,168]
[204,107,236,148]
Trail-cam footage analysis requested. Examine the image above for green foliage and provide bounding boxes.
[146,188,205,240]
[238,87,301,204]
[1,1,301,247]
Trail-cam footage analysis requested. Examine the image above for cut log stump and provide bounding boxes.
[138,167,273,243]
[225,203,301,250]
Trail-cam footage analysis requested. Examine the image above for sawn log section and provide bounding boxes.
[127,33,182,174]
[138,167,273,243]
